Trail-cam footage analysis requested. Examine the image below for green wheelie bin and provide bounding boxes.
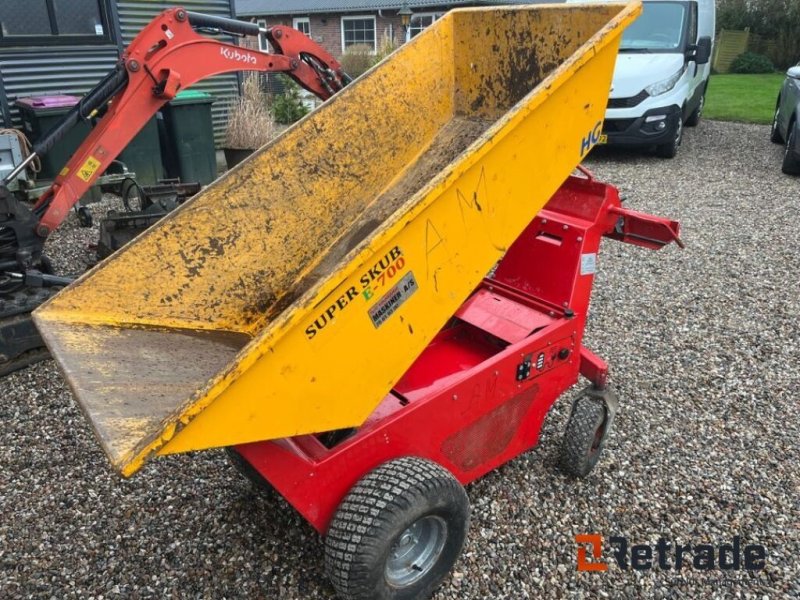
[160,90,216,185]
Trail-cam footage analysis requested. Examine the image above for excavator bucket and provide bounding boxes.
[34,2,641,477]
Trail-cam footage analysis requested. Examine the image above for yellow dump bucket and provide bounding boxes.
[35,2,640,476]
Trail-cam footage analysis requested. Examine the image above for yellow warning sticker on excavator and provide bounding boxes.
[77,156,101,182]
[59,166,70,177]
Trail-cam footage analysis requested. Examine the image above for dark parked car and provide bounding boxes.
[770,62,800,175]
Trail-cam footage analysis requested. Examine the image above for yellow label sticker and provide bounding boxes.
[77,156,101,182]
[59,166,70,177]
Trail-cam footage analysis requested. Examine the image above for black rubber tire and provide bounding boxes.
[781,123,800,175]
[685,93,704,127]
[655,116,683,159]
[325,457,470,600]
[559,397,609,478]
[225,447,273,494]
[770,100,784,144]
[39,254,54,275]
[77,206,93,228]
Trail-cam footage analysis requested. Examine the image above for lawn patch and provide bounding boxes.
[705,73,785,124]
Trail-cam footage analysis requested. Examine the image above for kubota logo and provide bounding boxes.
[576,534,766,572]
[220,47,257,64]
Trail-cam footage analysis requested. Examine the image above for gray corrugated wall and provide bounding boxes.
[116,0,240,145]
[0,46,120,128]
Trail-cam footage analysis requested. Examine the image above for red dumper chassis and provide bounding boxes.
[229,170,682,599]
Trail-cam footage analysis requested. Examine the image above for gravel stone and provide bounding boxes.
[42,193,125,278]
[1,120,798,598]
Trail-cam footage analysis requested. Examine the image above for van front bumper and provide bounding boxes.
[601,105,681,147]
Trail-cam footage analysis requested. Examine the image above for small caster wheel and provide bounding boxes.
[77,206,93,228]
[559,394,613,478]
[325,457,470,600]
[225,447,273,494]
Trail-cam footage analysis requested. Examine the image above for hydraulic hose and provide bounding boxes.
[2,65,128,186]
[186,11,261,36]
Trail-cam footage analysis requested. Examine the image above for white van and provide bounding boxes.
[569,0,715,157]
[601,0,715,157]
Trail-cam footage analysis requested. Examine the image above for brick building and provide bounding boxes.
[234,0,535,60]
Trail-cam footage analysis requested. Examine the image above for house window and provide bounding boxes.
[257,19,269,52]
[293,17,310,36]
[409,13,444,38]
[341,16,376,52]
[0,0,112,46]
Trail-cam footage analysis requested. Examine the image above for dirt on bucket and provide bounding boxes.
[276,116,494,311]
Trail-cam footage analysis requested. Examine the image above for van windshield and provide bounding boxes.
[620,2,687,52]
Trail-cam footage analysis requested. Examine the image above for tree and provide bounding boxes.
[717,0,800,69]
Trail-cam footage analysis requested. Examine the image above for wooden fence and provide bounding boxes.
[713,29,779,73]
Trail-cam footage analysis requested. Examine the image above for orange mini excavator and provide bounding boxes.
[0,8,350,375]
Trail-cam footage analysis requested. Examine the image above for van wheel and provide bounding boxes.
[685,93,704,127]
[770,101,784,144]
[782,124,800,175]
[655,117,683,159]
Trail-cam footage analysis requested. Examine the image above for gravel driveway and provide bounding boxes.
[2,119,798,599]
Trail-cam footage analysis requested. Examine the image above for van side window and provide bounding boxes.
[688,3,698,44]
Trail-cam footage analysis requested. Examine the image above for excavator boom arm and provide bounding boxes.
[0,6,348,378]
[31,6,348,236]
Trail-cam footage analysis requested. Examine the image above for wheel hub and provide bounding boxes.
[385,516,448,587]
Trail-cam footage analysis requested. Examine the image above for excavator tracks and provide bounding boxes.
[0,286,60,376]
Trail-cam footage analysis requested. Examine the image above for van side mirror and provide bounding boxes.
[787,66,800,79]
[689,37,712,65]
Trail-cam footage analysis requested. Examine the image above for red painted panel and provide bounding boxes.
[455,289,554,343]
